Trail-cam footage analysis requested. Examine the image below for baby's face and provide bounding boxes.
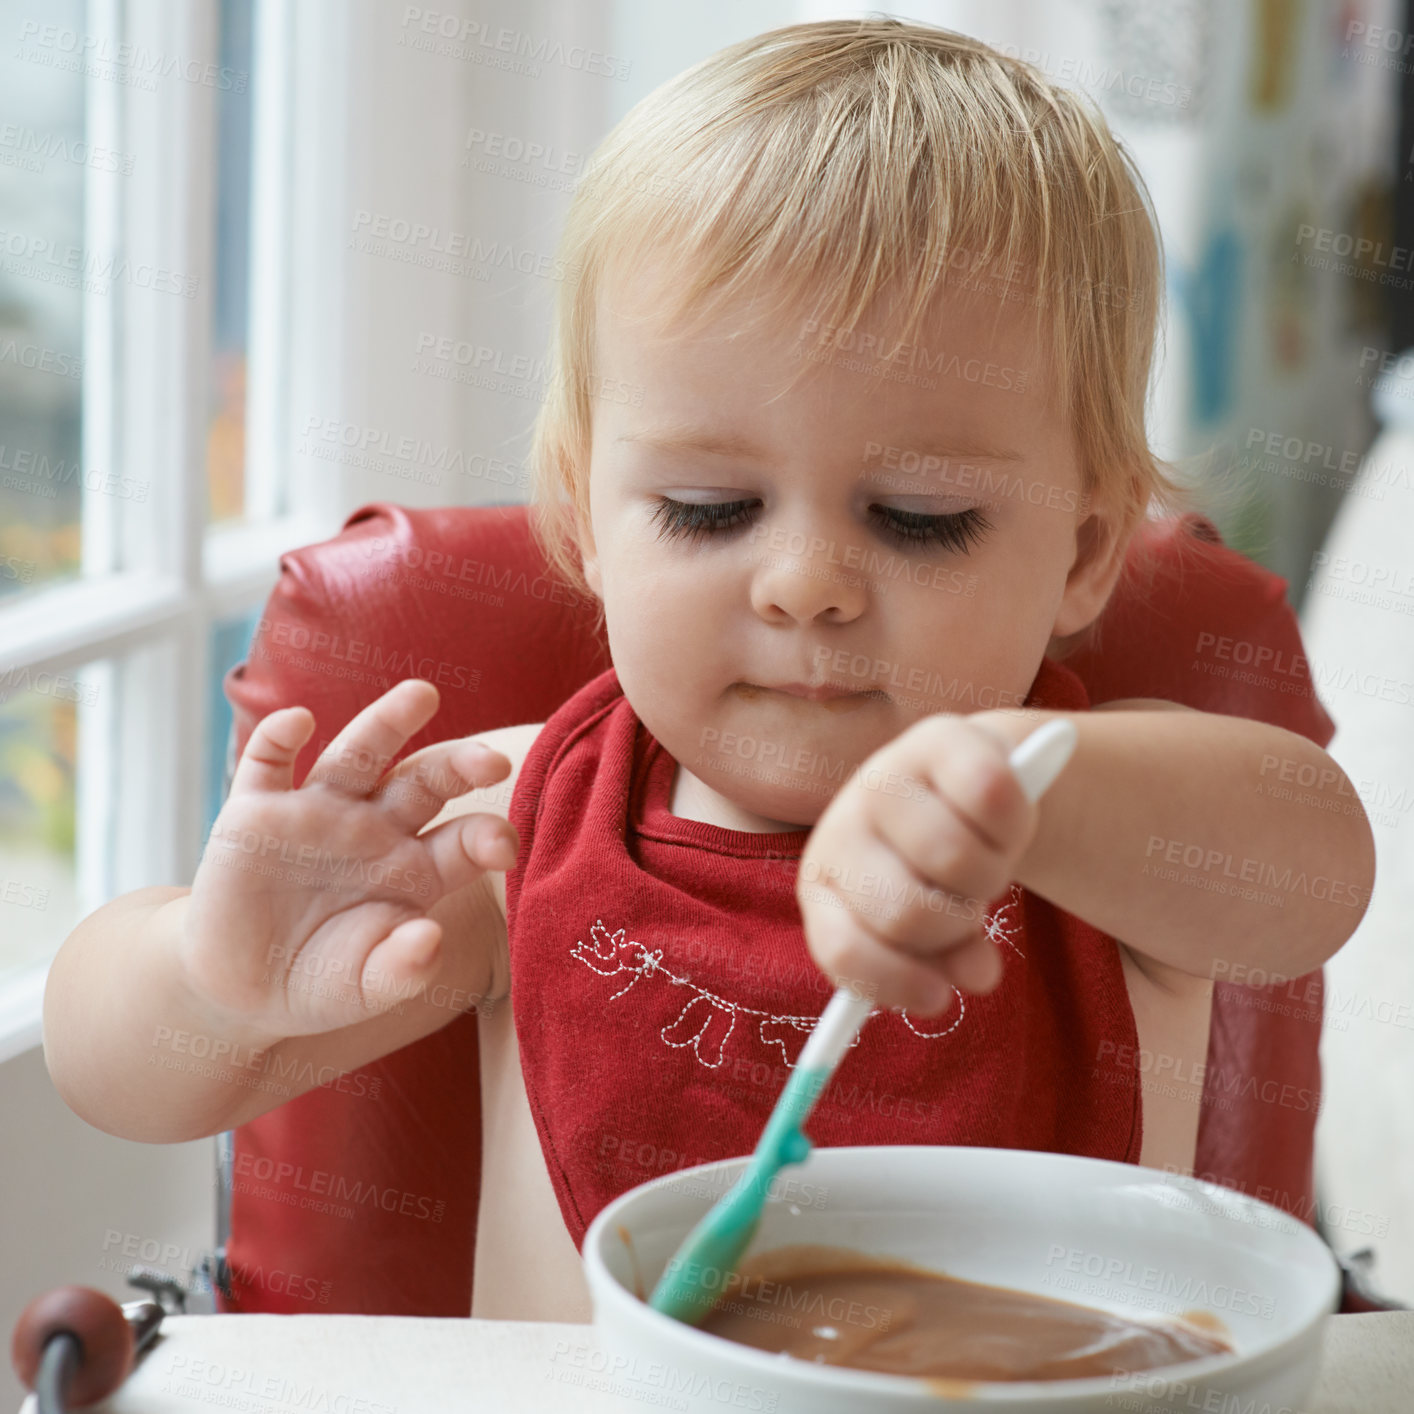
[579,262,1123,830]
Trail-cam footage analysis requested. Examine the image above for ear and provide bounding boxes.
[1049,494,1133,640]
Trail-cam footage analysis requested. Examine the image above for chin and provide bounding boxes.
[704,768,829,830]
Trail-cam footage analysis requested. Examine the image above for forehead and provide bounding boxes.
[593,253,1059,437]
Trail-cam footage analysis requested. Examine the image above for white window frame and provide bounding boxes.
[0,0,612,1062]
[0,0,335,1062]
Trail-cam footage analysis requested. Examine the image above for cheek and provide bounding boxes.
[612,525,744,596]
[883,554,1048,700]
[967,520,1060,609]
[600,543,717,656]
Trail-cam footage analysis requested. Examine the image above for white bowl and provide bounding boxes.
[583,1146,1341,1413]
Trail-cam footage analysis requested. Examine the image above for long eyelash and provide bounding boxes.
[649,498,760,543]
[648,497,993,553]
[873,505,993,553]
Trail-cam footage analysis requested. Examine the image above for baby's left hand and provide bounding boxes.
[796,714,1040,1016]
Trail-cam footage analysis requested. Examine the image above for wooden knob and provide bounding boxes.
[11,1286,135,1405]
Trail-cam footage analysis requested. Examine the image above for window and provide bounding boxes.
[0,0,327,1059]
[0,0,86,604]
[207,0,255,525]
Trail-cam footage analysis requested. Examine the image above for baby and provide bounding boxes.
[43,19,1375,1324]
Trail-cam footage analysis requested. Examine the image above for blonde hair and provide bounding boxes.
[527,16,1214,612]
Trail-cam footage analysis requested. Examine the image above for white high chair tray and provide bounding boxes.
[16,1312,1414,1413]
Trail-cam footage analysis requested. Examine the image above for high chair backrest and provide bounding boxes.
[218,502,1333,1315]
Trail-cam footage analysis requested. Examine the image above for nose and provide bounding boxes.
[747,519,869,624]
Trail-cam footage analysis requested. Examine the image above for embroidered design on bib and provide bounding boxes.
[570,884,1026,1070]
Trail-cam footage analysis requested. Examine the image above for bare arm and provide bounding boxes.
[970,699,1378,982]
[41,683,536,1146]
[43,871,503,1144]
[44,885,283,1143]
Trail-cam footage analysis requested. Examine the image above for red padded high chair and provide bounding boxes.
[213,502,1352,1318]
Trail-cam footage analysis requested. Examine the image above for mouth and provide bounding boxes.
[734,682,887,711]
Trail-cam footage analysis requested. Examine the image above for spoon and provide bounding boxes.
[647,716,1080,1323]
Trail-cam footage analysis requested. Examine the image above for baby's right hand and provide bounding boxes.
[181,679,517,1041]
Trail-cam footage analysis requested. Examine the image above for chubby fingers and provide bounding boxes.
[797,868,956,1014]
[897,715,1036,856]
[800,820,994,954]
[796,717,1035,1011]
[861,716,1036,959]
[419,810,520,896]
[302,679,441,797]
[228,705,316,797]
[797,824,1005,1009]
[372,737,513,836]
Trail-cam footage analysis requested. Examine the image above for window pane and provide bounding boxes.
[0,665,84,985]
[0,0,87,604]
[206,0,255,525]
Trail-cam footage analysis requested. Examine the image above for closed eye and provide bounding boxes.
[647,498,993,554]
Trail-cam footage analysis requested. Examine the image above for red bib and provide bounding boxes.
[505,655,1141,1248]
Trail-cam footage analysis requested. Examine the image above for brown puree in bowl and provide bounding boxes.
[696,1245,1234,1383]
